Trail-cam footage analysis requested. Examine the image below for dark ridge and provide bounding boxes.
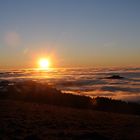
[93,97,140,115]
[0,80,10,86]
[106,75,124,79]
[0,80,93,109]
[0,80,140,115]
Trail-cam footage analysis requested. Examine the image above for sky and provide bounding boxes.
[0,0,140,68]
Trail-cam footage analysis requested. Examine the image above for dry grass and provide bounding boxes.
[0,100,140,140]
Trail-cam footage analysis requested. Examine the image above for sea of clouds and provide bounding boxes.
[0,67,140,102]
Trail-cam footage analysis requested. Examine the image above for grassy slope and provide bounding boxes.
[0,100,140,140]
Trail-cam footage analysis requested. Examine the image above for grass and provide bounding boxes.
[0,80,140,139]
[0,100,140,140]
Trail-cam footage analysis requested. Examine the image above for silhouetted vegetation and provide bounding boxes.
[93,97,140,115]
[0,81,93,109]
[0,80,140,115]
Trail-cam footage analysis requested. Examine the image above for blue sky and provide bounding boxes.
[0,0,140,68]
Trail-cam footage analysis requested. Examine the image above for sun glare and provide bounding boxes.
[38,58,50,69]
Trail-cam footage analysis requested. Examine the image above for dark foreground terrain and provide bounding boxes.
[0,100,140,140]
[0,80,140,140]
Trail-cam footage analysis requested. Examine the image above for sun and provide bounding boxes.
[38,58,50,69]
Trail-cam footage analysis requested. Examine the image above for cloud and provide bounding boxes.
[101,86,140,93]
[4,31,21,48]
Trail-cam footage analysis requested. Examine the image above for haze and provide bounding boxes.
[0,0,140,68]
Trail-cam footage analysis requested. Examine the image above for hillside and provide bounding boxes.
[0,80,140,139]
[0,100,140,140]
